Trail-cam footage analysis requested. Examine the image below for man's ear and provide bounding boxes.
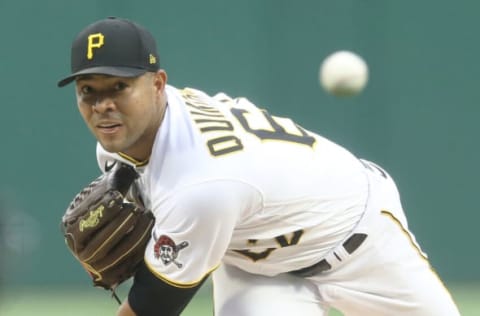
[153,70,168,92]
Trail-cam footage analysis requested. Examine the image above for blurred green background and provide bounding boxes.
[0,0,478,314]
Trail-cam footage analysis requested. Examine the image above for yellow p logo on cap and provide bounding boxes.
[87,33,105,60]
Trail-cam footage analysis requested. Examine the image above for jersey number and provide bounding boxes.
[231,108,316,147]
[233,230,304,262]
[184,91,316,156]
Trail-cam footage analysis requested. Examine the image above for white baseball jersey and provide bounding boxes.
[97,85,369,284]
[97,85,460,315]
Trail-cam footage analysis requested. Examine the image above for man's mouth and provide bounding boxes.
[97,122,122,134]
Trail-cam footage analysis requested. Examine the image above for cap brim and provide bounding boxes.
[57,66,147,87]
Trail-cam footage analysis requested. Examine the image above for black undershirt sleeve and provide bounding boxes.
[128,261,209,316]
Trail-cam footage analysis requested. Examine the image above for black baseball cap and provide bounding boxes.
[57,17,159,87]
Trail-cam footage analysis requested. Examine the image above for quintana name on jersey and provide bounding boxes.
[180,88,316,157]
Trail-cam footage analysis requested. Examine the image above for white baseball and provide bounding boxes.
[320,50,368,97]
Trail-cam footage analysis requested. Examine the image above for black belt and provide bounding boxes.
[289,233,367,278]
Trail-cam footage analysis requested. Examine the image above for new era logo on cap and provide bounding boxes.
[58,17,160,87]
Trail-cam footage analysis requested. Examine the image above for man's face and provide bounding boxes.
[75,71,167,161]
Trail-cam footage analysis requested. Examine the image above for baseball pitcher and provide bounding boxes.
[58,17,460,316]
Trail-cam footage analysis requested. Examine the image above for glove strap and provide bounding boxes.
[111,288,121,305]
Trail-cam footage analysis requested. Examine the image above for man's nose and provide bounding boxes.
[93,96,116,112]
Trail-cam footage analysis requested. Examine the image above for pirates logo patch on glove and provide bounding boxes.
[61,162,154,290]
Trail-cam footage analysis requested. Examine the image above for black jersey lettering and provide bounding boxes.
[233,230,304,262]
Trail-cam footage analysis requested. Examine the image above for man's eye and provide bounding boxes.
[114,82,128,91]
[81,86,93,94]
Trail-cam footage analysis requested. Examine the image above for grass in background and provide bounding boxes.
[0,283,476,315]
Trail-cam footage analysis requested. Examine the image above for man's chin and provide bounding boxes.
[98,141,125,153]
